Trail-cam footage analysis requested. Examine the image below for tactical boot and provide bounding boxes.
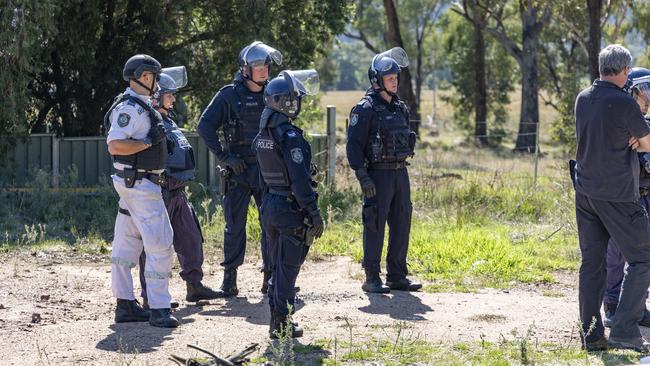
[270,311,303,339]
[115,299,150,323]
[362,270,390,293]
[386,277,423,292]
[142,297,179,310]
[603,302,617,328]
[261,271,272,294]
[149,308,179,328]
[215,268,239,298]
[608,336,650,353]
[186,282,221,302]
[583,336,608,352]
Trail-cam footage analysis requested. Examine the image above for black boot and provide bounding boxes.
[186,282,221,302]
[115,299,150,323]
[215,268,239,298]
[149,308,179,328]
[361,270,390,293]
[386,277,423,292]
[270,311,303,339]
[261,271,271,294]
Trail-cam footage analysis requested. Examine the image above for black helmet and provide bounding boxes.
[368,47,409,93]
[238,41,283,86]
[264,70,319,119]
[122,54,162,81]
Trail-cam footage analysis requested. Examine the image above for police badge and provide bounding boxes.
[117,113,131,127]
[291,148,304,164]
[350,113,358,126]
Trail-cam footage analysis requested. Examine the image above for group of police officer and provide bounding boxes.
[105,41,420,337]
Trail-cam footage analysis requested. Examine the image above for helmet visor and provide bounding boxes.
[634,81,650,104]
[161,66,188,89]
[372,47,409,72]
[244,41,283,68]
[283,69,320,96]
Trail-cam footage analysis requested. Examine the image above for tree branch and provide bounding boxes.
[343,30,380,54]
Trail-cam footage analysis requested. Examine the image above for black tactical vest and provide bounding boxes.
[254,124,294,189]
[364,96,415,163]
[223,83,265,154]
[104,94,167,170]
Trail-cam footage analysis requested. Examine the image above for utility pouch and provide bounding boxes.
[123,168,137,188]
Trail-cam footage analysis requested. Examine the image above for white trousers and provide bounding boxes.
[111,176,174,309]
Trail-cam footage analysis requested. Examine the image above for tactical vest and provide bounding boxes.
[364,96,415,163]
[254,124,294,189]
[103,94,167,171]
[163,117,195,181]
[223,83,265,154]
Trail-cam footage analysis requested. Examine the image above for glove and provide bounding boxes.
[223,154,247,175]
[355,168,376,198]
[147,123,166,145]
[308,212,325,239]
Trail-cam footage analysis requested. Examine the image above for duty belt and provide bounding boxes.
[268,188,294,202]
[641,187,650,197]
[115,169,166,186]
[368,161,408,170]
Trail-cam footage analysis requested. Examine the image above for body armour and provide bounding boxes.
[254,124,294,189]
[363,96,415,163]
[104,94,167,170]
[221,82,265,154]
[163,116,195,181]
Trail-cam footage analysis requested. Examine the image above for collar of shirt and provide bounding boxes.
[123,87,152,106]
[593,79,624,91]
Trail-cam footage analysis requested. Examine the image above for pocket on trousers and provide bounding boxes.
[281,231,306,266]
[362,204,378,232]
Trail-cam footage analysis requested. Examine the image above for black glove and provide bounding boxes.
[223,154,247,175]
[308,212,325,239]
[355,168,376,198]
[147,123,167,145]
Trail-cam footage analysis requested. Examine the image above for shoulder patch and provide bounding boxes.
[350,113,359,127]
[290,148,304,164]
[117,113,131,128]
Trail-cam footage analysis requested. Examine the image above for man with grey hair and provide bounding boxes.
[574,43,650,352]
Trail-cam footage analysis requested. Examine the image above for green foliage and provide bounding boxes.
[437,11,515,145]
[0,1,58,157]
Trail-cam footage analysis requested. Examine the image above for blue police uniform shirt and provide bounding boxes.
[575,79,650,202]
[346,90,410,171]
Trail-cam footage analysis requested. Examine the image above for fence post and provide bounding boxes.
[52,134,60,187]
[326,105,336,187]
[533,121,540,187]
[209,151,217,188]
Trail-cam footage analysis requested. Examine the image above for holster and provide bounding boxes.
[303,217,314,247]
[568,160,576,189]
[219,167,231,196]
[122,168,137,188]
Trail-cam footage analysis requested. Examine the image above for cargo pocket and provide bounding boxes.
[362,204,379,232]
[281,230,306,266]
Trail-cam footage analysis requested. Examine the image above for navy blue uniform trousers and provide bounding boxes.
[222,162,269,271]
[362,167,412,280]
[261,194,310,316]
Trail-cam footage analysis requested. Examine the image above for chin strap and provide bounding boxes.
[133,78,157,96]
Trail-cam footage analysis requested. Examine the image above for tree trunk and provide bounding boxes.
[383,0,420,133]
[514,3,541,152]
[587,0,602,81]
[473,19,488,146]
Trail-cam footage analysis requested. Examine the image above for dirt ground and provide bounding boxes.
[0,248,606,365]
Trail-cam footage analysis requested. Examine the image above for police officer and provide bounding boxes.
[105,54,178,328]
[136,67,221,306]
[347,47,421,294]
[603,67,650,328]
[254,69,324,338]
[198,41,283,296]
